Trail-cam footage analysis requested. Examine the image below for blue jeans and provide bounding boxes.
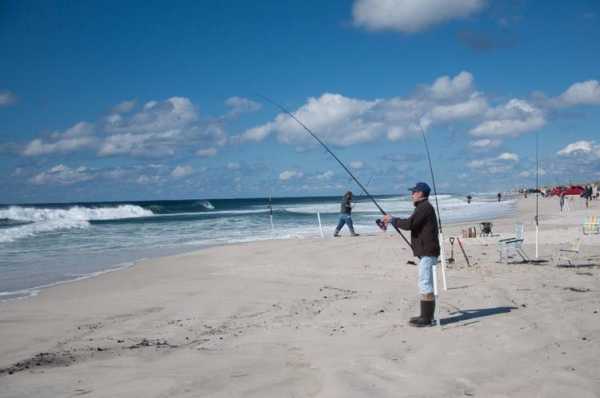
[335,214,355,233]
[418,256,438,294]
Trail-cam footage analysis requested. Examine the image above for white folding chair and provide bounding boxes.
[582,216,600,235]
[497,223,529,263]
[554,238,583,267]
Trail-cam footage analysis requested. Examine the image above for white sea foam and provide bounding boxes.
[0,205,154,243]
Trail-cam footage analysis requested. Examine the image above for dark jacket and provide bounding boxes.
[340,195,352,214]
[392,199,440,257]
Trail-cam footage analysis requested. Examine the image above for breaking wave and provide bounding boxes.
[0,205,154,243]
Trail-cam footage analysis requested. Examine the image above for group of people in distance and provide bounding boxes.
[333,183,439,327]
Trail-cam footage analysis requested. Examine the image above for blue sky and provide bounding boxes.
[1,0,599,203]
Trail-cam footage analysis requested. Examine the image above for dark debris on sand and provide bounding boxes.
[0,351,76,376]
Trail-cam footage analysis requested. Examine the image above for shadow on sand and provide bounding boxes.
[441,306,518,326]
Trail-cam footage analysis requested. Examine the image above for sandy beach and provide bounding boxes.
[1,196,599,397]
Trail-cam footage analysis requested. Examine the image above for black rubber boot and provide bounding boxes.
[409,300,435,327]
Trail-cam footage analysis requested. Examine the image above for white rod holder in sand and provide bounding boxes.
[535,225,539,259]
[317,210,324,238]
[432,263,441,328]
[439,232,448,290]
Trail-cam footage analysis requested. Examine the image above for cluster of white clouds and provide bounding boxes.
[20,96,262,159]
[13,71,600,187]
[30,164,93,185]
[352,0,487,33]
[240,72,600,169]
[23,122,96,156]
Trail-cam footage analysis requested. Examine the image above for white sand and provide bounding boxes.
[1,196,599,397]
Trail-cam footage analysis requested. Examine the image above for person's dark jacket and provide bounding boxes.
[391,199,440,257]
[340,195,352,214]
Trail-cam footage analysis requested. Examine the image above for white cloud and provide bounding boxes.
[469,138,501,149]
[136,174,162,185]
[352,0,487,33]
[30,164,93,185]
[519,168,546,178]
[350,160,364,169]
[315,170,335,180]
[468,152,519,174]
[497,152,519,162]
[557,140,600,158]
[227,162,240,170]
[170,165,193,178]
[112,99,137,114]
[427,71,475,100]
[241,71,487,147]
[558,80,600,107]
[470,99,545,137]
[0,90,17,106]
[279,170,304,181]
[225,96,262,116]
[242,93,381,146]
[23,122,96,156]
[196,147,217,157]
[100,97,226,156]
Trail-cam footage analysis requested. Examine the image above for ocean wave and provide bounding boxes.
[0,205,154,243]
[0,204,154,223]
[0,219,89,243]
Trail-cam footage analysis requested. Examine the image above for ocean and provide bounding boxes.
[0,194,516,300]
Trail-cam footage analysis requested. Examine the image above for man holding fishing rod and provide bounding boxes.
[381,182,440,327]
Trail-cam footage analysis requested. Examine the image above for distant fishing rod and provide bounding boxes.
[417,122,443,233]
[259,94,412,250]
[418,121,448,292]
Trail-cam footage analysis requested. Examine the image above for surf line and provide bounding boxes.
[258,94,412,251]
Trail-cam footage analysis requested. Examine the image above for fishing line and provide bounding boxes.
[258,94,412,251]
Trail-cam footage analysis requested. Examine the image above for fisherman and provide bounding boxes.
[466,194,472,204]
[333,191,359,237]
[497,192,502,202]
[382,182,440,327]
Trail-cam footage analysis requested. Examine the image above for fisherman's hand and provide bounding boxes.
[382,214,393,225]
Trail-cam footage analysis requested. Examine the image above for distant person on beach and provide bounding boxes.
[466,195,472,204]
[382,182,440,327]
[497,192,502,202]
[333,191,359,237]
[560,193,565,212]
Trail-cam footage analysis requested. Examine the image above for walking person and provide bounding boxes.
[333,191,359,237]
[560,193,565,212]
[381,182,440,327]
[497,192,502,202]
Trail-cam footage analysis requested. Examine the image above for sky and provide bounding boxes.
[1,0,600,203]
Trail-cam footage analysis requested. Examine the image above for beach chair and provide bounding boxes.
[554,238,583,267]
[497,223,529,263]
[582,216,600,235]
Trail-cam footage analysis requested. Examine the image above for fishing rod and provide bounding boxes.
[417,121,448,293]
[259,94,412,251]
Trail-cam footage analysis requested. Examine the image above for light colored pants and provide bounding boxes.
[418,256,438,294]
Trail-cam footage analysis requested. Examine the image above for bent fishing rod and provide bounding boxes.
[417,122,443,233]
[259,94,412,251]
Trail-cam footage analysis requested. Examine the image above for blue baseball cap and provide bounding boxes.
[409,182,431,196]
